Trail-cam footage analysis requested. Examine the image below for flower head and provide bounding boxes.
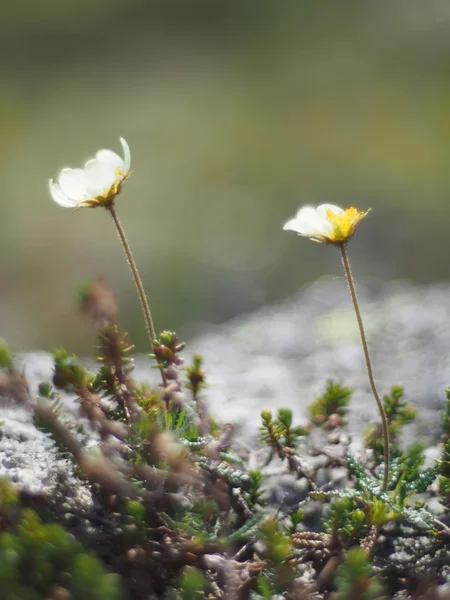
[49,137,131,209]
[283,203,369,244]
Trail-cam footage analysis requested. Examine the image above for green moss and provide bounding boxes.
[176,567,207,599]
[0,509,122,600]
[334,548,384,600]
[365,386,416,463]
[309,380,352,426]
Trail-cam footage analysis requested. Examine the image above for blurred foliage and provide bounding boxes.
[364,386,417,462]
[1,293,450,597]
[309,380,352,426]
[2,1,450,351]
[333,548,385,600]
[0,483,121,600]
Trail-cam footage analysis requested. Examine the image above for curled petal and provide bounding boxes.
[49,180,78,208]
[58,168,91,202]
[119,137,131,173]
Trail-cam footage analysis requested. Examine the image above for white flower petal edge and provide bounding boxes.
[94,150,124,173]
[316,204,344,217]
[92,138,131,175]
[49,180,78,208]
[58,168,90,202]
[283,204,337,237]
[120,137,131,173]
[49,137,131,209]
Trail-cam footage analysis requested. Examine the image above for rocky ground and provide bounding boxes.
[176,277,450,445]
[2,277,450,499]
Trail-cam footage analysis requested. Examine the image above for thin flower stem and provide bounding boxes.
[338,242,389,491]
[107,204,167,387]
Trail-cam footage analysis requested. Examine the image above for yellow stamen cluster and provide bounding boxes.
[325,207,370,243]
[76,171,132,210]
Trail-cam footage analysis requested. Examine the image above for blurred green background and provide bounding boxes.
[2,0,450,353]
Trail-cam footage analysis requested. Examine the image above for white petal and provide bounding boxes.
[282,216,324,236]
[296,218,333,236]
[119,137,131,173]
[94,148,124,173]
[294,206,324,223]
[84,158,116,195]
[294,206,331,234]
[283,218,303,233]
[49,179,78,208]
[58,168,90,201]
[317,204,344,216]
[283,204,337,237]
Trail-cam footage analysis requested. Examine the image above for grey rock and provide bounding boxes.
[182,277,450,445]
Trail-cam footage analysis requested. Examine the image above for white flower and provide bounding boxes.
[49,137,131,209]
[283,203,369,244]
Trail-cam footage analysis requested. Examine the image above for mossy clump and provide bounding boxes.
[309,381,352,427]
[0,482,121,600]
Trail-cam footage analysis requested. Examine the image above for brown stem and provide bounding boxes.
[338,242,389,491]
[107,204,167,387]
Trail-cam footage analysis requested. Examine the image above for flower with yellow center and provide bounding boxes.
[49,136,167,388]
[282,201,390,490]
[283,204,369,244]
[49,137,131,209]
